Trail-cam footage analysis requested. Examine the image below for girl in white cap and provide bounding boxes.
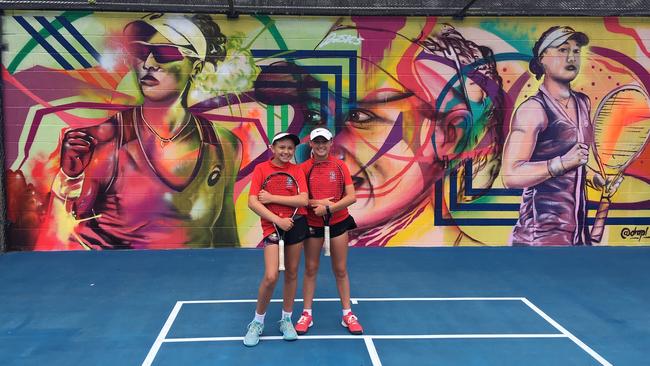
[244,131,309,346]
[295,127,364,335]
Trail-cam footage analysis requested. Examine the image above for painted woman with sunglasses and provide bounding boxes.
[44,13,242,249]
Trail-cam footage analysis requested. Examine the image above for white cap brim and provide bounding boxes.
[271,132,300,145]
[310,128,333,141]
[126,14,206,61]
[537,27,588,57]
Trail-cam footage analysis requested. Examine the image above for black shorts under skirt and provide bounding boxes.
[307,215,357,239]
[263,215,308,246]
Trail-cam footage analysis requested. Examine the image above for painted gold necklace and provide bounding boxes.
[140,108,193,148]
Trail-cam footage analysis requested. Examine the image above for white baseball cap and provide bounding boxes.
[271,132,300,145]
[309,128,333,141]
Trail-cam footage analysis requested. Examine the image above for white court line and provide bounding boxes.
[161,332,566,366]
[364,336,382,366]
[178,297,525,305]
[179,297,342,304]
[521,298,613,366]
[352,297,526,302]
[162,333,567,343]
[142,301,183,366]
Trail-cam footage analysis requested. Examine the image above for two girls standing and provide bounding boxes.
[243,128,363,347]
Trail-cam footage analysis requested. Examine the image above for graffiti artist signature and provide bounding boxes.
[620,227,650,241]
[318,33,363,48]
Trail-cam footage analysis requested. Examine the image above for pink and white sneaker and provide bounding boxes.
[295,311,313,335]
[341,312,363,335]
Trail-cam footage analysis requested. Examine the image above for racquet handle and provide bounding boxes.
[590,196,611,243]
[278,239,286,271]
[323,226,331,256]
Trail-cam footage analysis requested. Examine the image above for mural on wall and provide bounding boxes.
[2,11,650,250]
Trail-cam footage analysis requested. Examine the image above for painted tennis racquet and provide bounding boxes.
[590,84,650,242]
[308,160,345,256]
[261,172,299,271]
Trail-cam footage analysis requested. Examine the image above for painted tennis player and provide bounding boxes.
[45,13,241,249]
[502,26,621,246]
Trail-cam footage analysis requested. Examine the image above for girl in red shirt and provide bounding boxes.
[296,128,364,335]
[243,132,308,346]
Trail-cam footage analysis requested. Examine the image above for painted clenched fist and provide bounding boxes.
[61,130,97,177]
[561,143,589,171]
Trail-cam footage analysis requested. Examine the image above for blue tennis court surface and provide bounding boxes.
[1,247,648,365]
[146,297,601,365]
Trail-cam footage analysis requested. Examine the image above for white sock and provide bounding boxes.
[282,310,292,320]
[342,308,352,316]
[254,312,265,324]
[303,308,312,316]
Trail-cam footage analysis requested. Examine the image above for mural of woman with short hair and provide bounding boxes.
[502,26,622,246]
[43,13,244,249]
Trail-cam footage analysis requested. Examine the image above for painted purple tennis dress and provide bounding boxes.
[511,86,593,246]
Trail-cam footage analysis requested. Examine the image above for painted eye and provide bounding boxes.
[305,110,323,124]
[348,109,375,124]
[207,167,222,186]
